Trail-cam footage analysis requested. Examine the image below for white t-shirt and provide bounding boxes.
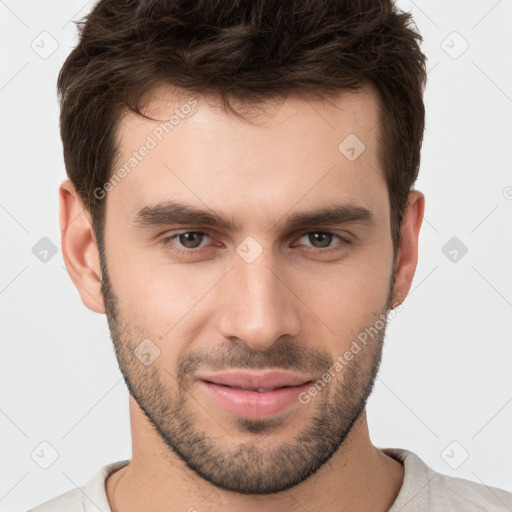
[27,447,512,511]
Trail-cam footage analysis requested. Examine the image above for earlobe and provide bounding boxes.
[390,190,425,308]
[59,180,106,314]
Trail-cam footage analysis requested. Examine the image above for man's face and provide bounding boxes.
[100,85,396,494]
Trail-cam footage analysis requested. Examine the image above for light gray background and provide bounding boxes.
[1,0,511,510]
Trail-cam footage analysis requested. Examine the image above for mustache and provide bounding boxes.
[176,341,333,381]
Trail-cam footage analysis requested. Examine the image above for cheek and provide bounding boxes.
[117,270,197,333]
[304,258,392,345]
[108,254,217,366]
[108,231,195,314]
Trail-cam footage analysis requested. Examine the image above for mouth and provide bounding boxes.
[203,382,304,391]
[196,370,314,420]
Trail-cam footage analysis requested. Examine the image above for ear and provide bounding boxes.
[59,180,105,314]
[391,190,425,308]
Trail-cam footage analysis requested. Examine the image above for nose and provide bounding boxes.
[217,248,301,352]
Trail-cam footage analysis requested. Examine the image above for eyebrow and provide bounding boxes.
[133,200,375,233]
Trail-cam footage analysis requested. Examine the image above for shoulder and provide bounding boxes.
[382,447,512,511]
[430,471,512,510]
[27,488,84,512]
[26,459,130,512]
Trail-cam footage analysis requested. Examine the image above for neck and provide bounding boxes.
[107,398,404,512]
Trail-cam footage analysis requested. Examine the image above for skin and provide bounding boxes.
[60,82,424,512]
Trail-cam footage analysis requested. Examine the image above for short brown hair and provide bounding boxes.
[57,0,427,256]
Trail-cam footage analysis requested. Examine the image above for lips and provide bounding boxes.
[196,369,314,419]
[196,369,313,391]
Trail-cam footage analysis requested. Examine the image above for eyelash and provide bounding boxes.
[161,230,351,257]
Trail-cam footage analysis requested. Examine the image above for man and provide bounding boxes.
[29,0,512,510]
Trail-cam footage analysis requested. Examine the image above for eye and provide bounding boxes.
[162,231,213,254]
[292,231,351,252]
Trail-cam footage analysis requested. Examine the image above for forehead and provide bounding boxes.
[108,83,387,230]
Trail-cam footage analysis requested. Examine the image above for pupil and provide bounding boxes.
[310,232,331,248]
[180,233,202,248]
